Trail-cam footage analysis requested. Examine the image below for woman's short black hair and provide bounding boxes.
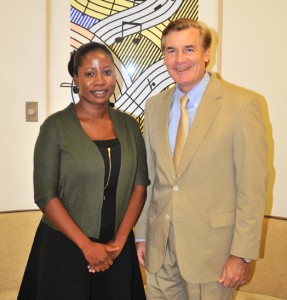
[68,42,114,77]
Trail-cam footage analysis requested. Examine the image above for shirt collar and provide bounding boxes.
[173,72,210,108]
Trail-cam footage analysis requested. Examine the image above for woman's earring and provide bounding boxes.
[108,100,115,107]
[73,86,79,94]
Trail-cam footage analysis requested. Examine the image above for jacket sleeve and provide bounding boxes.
[133,119,150,187]
[230,93,268,259]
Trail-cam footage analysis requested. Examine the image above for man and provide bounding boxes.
[135,18,268,300]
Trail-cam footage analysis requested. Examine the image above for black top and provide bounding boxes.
[94,139,121,243]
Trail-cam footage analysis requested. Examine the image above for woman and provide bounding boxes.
[18,42,149,300]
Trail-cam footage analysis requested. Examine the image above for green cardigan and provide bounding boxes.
[34,103,149,239]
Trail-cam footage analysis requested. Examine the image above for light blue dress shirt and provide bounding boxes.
[168,72,210,155]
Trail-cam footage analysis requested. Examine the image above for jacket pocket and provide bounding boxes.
[210,211,236,228]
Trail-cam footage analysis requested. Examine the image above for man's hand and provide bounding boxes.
[136,241,146,266]
[219,255,251,288]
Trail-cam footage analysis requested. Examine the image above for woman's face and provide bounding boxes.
[73,50,116,107]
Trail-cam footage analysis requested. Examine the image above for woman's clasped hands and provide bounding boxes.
[81,241,119,273]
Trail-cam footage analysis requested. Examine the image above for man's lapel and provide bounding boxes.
[155,87,177,182]
[176,74,222,177]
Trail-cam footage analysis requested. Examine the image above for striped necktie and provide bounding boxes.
[173,95,189,172]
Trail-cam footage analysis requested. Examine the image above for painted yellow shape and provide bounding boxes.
[71,0,134,20]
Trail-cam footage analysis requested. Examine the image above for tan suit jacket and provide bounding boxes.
[135,73,268,284]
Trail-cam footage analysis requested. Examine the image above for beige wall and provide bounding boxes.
[0,0,46,211]
[220,0,287,218]
[48,0,71,114]
[1,0,286,218]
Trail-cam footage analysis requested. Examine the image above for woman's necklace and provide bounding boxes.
[103,147,111,200]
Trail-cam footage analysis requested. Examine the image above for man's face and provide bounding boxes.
[163,27,210,94]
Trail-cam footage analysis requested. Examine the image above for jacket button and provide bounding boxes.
[173,186,179,192]
[165,214,170,220]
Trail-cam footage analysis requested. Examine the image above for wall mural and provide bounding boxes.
[69,0,198,130]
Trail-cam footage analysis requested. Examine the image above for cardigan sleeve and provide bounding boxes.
[133,121,150,187]
[33,117,61,211]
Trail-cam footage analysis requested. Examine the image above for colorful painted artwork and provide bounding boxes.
[70,0,198,128]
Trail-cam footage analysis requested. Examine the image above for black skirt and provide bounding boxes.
[18,222,146,300]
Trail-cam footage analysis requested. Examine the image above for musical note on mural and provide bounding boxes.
[71,0,197,118]
[154,4,162,11]
[148,78,156,91]
[115,21,142,44]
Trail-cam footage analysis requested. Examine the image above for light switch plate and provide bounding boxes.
[26,102,38,122]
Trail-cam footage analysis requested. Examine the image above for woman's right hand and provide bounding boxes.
[81,241,119,273]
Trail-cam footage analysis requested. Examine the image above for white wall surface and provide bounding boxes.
[48,0,71,115]
[221,0,287,218]
[199,0,220,72]
[0,0,46,211]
